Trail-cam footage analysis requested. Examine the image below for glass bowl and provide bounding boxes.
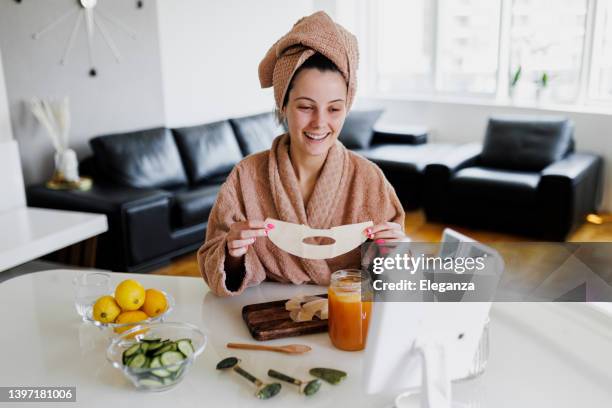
[106,321,207,392]
[83,291,175,336]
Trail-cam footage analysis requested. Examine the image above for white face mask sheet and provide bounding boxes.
[264,218,374,260]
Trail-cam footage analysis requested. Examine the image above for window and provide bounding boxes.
[376,0,434,94]
[436,0,502,94]
[589,0,612,101]
[509,0,588,103]
[362,0,612,109]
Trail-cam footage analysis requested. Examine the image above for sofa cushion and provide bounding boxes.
[172,185,221,228]
[371,124,428,145]
[230,112,285,156]
[338,110,384,149]
[360,143,457,172]
[90,127,188,189]
[172,120,243,185]
[480,116,574,172]
[451,166,540,204]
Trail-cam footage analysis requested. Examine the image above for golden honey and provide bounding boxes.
[328,269,372,351]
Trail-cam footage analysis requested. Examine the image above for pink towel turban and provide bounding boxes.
[258,11,359,111]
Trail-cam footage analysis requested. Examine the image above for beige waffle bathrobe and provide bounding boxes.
[197,134,404,296]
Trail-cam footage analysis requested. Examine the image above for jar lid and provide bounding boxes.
[330,269,368,293]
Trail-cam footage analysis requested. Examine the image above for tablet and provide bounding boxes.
[363,229,497,396]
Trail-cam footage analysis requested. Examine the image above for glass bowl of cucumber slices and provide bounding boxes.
[106,321,207,392]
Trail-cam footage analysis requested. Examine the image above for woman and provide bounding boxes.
[198,11,406,296]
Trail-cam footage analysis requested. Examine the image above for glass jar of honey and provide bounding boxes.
[328,269,372,351]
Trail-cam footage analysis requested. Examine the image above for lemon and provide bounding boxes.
[141,289,168,318]
[92,295,121,324]
[114,279,145,311]
[114,310,149,335]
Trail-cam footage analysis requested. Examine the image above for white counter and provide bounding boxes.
[1,270,611,407]
[0,207,107,272]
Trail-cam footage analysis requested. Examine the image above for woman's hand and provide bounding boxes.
[363,221,407,243]
[226,220,274,259]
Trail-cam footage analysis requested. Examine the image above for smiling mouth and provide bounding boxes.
[304,131,330,142]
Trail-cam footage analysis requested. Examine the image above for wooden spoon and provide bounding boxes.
[227,342,312,354]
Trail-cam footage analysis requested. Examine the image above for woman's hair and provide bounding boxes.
[276,53,342,124]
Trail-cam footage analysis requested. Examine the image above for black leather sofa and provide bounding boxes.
[423,116,604,240]
[27,111,432,272]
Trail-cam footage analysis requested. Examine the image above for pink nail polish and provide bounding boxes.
[267,223,275,229]
[375,239,385,244]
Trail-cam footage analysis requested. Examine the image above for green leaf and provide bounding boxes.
[511,66,522,87]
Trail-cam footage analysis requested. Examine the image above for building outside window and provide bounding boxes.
[436,0,501,95]
[376,0,434,94]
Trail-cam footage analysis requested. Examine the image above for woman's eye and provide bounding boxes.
[299,106,313,110]
[329,108,341,113]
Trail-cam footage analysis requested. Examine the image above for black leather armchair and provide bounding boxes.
[423,116,604,240]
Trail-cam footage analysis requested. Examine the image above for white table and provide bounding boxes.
[1,270,612,407]
[0,207,107,272]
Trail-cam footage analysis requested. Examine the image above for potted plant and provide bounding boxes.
[29,97,91,190]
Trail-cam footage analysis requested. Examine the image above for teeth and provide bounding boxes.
[304,132,328,140]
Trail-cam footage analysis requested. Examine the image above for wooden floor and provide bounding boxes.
[151,210,612,278]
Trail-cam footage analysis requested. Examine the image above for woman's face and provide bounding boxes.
[283,68,347,158]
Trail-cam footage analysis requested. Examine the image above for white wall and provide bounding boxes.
[358,97,612,212]
[156,0,316,126]
[0,47,12,142]
[0,0,165,184]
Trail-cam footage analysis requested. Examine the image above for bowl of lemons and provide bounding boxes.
[106,321,207,391]
[84,279,175,337]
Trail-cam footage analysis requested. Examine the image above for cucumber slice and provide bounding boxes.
[172,364,186,380]
[140,342,149,353]
[143,356,151,368]
[150,356,171,378]
[139,378,163,388]
[124,343,141,358]
[146,341,164,354]
[152,343,174,357]
[141,338,162,343]
[162,377,175,386]
[160,351,185,372]
[128,353,147,369]
[177,340,194,358]
[124,353,138,367]
[152,368,171,378]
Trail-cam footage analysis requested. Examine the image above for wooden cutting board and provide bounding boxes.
[242,294,328,341]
